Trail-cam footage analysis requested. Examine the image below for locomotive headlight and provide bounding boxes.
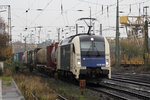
[106,59,109,65]
[77,59,81,65]
[91,37,94,41]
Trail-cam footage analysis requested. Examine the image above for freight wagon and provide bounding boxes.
[13,52,23,63]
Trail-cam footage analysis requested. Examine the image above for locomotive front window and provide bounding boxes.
[80,41,105,56]
[80,42,91,51]
[80,41,104,51]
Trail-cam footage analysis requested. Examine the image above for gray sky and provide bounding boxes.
[0,0,150,43]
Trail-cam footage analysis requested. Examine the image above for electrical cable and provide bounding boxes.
[120,0,150,6]
[11,0,150,40]
[29,0,54,27]
[78,0,150,18]
[50,2,81,26]
[78,0,150,6]
[93,0,124,17]
[11,13,26,26]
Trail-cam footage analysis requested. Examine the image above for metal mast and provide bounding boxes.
[8,5,11,44]
[115,0,120,67]
[143,6,149,66]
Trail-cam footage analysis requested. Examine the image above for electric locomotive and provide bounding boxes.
[57,33,111,81]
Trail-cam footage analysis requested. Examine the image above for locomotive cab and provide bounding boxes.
[79,35,110,80]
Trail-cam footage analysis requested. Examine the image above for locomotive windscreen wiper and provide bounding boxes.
[93,42,101,56]
[85,41,101,56]
[85,43,92,56]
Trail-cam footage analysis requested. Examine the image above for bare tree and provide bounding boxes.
[0,17,12,61]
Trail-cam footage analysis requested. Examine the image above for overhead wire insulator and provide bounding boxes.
[102,5,103,15]
[129,4,131,13]
[61,3,63,15]
[139,3,141,16]
[107,5,109,17]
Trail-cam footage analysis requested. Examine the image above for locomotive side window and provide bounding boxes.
[72,44,75,53]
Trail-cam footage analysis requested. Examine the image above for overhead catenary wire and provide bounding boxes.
[92,0,125,17]
[92,0,149,37]
[10,0,55,34]
[60,0,69,26]
[11,13,27,26]
[120,0,150,6]
[78,0,150,18]
[29,0,54,27]
[50,2,81,26]
[78,0,124,6]
[13,0,149,29]
[9,0,150,42]
[78,0,150,6]
[95,0,149,28]
[29,0,131,31]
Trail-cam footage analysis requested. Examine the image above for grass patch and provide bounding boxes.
[13,70,100,100]
[13,73,58,100]
[0,76,12,81]
[3,69,12,76]
[6,81,11,86]
[48,79,99,100]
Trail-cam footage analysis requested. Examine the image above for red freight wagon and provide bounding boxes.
[47,42,59,70]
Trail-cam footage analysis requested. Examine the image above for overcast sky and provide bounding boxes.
[0,0,150,43]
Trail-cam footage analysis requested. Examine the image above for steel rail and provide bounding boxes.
[111,78,150,87]
[88,86,129,100]
[87,81,150,100]
[99,83,150,100]
[57,94,68,100]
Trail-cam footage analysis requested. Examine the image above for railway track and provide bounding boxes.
[36,70,150,100]
[88,82,150,100]
[87,72,150,100]
[88,87,129,100]
[111,72,150,89]
[111,77,150,87]
[112,72,150,80]
[57,94,68,100]
[112,73,150,84]
[112,76,150,84]
[112,72,150,77]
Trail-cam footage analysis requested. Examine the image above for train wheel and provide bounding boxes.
[54,72,58,79]
[15,66,19,73]
[29,66,33,72]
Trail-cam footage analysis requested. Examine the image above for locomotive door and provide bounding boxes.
[60,44,71,71]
